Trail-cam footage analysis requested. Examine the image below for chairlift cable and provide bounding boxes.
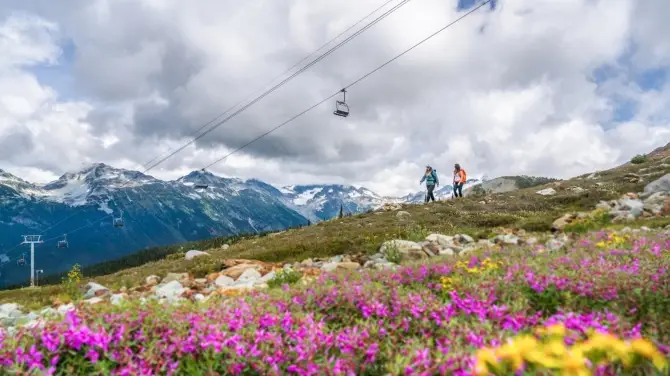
[11,0,489,248]
[140,0,415,175]
[201,0,491,169]
[10,0,414,245]
[139,0,403,169]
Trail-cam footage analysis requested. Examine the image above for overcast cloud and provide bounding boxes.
[0,0,669,196]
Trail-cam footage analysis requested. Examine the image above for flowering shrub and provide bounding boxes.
[0,230,668,375]
[61,264,83,301]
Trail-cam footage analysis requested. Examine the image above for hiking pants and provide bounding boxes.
[426,184,436,202]
[453,182,464,197]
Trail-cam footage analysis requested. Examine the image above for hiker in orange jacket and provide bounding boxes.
[453,163,466,198]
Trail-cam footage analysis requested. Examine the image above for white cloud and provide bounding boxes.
[0,0,668,197]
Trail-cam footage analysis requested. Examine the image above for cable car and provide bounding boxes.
[57,234,68,248]
[113,210,124,228]
[333,89,349,117]
[194,169,209,190]
[17,253,26,266]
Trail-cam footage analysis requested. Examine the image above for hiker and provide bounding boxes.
[453,163,466,198]
[419,165,439,202]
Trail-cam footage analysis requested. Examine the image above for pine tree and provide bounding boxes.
[338,203,344,219]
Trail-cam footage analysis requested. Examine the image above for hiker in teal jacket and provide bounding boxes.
[419,165,439,202]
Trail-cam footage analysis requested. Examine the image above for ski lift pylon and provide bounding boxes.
[113,210,124,228]
[333,89,349,117]
[57,234,68,248]
[194,168,208,190]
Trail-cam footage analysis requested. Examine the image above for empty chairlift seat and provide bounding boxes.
[333,89,350,117]
[57,234,68,248]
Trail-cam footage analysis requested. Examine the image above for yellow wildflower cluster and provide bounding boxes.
[66,263,83,284]
[595,232,631,249]
[440,275,460,291]
[474,324,668,376]
[454,258,503,274]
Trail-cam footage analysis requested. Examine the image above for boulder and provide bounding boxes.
[536,188,557,196]
[551,214,575,232]
[154,281,186,302]
[425,234,455,247]
[396,211,411,219]
[214,275,235,287]
[380,239,428,261]
[643,173,670,196]
[82,282,109,299]
[162,273,189,284]
[184,250,210,260]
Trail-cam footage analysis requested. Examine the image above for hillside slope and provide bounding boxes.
[2,142,668,303]
[0,161,554,287]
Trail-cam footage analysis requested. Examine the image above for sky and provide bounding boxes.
[0,0,669,197]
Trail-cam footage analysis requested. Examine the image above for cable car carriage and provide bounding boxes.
[113,210,124,228]
[17,253,27,266]
[57,234,68,249]
[333,89,349,117]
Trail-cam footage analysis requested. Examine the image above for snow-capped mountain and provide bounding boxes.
[1,162,544,288]
[0,164,392,287]
[279,184,386,222]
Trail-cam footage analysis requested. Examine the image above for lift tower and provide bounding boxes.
[21,235,43,287]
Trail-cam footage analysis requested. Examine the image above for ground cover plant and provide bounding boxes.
[1,229,668,375]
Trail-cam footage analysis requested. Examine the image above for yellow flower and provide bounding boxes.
[630,339,668,371]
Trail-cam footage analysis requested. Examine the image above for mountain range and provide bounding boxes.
[0,163,485,287]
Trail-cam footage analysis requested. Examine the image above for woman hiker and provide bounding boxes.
[419,165,439,203]
[453,163,466,198]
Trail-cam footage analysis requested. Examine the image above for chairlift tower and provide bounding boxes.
[21,235,43,287]
[36,269,44,287]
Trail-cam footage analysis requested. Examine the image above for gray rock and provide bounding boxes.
[536,188,557,196]
[545,238,565,252]
[438,248,455,256]
[214,275,235,287]
[379,240,426,261]
[396,211,411,219]
[260,271,276,283]
[618,198,645,217]
[640,226,651,232]
[162,273,189,284]
[456,234,475,244]
[85,297,104,305]
[154,281,186,302]
[57,303,75,315]
[495,234,519,245]
[194,294,206,302]
[0,303,23,326]
[221,244,230,251]
[525,237,538,245]
[643,173,670,196]
[184,250,210,260]
[237,268,262,283]
[83,282,109,299]
[426,234,454,246]
[110,294,127,306]
[145,275,161,286]
[321,262,338,272]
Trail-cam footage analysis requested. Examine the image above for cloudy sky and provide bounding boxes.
[0,0,668,197]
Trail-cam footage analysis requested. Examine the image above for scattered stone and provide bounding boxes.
[154,281,186,302]
[396,211,411,219]
[536,188,557,196]
[236,269,262,283]
[552,213,575,232]
[184,250,210,260]
[643,173,670,196]
[379,240,426,261]
[221,244,230,251]
[146,275,161,286]
[568,186,586,193]
[456,234,474,244]
[162,273,189,284]
[494,234,519,246]
[83,282,109,299]
[215,275,235,287]
[545,238,565,252]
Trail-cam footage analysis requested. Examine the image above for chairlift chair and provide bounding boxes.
[57,234,68,249]
[333,89,350,117]
[194,168,209,190]
[17,253,26,266]
[113,210,124,228]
